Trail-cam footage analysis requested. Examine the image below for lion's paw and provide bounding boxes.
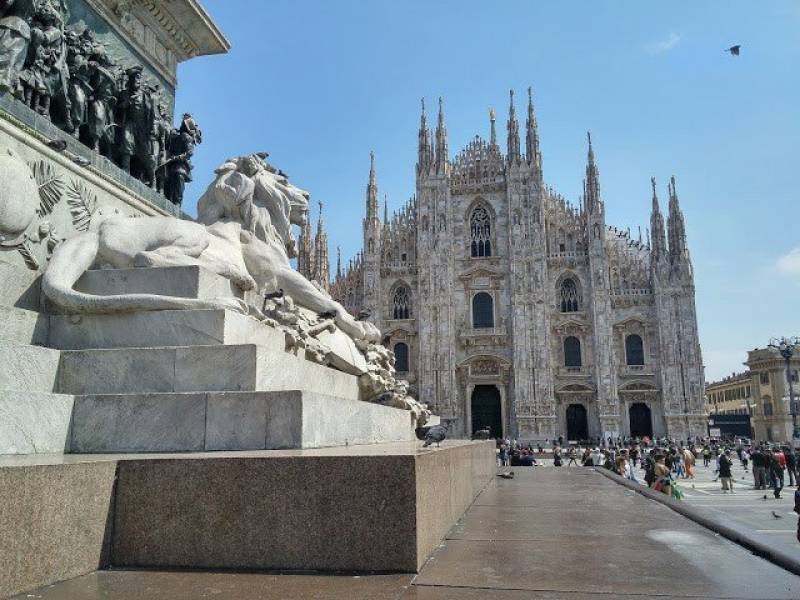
[233,273,257,292]
[361,322,381,343]
[211,297,249,314]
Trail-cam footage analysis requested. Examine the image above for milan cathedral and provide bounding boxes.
[331,89,706,442]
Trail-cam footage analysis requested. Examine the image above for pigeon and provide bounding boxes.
[356,309,371,321]
[725,45,741,56]
[263,288,284,300]
[771,511,783,519]
[472,428,491,440]
[414,426,432,441]
[47,139,68,152]
[70,154,91,167]
[498,471,515,479]
[422,423,447,448]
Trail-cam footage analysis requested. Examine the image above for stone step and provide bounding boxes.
[0,441,494,592]
[68,390,414,453]
[76,265,243,301]
[0,343,61,393]
[58,344,360,399]
[0,306,48,345]
[0,261,40,310]
[0,391,74,454]
[48,309,283,352]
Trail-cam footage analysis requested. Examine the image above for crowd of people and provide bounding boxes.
[496,436,800,543]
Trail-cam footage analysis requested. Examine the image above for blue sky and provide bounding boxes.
[176,1,800,382]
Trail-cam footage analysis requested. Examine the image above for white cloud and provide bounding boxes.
[645,32,682,55]
[776,247,800,277]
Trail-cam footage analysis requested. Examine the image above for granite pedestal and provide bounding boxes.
[0,441,494,597]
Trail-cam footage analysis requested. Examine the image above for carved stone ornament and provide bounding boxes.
[0,150,65,269]
[471,359,499,376]
[38,152,431,425]
[0,0,200,205]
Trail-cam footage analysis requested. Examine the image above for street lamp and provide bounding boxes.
[768,336,800,440]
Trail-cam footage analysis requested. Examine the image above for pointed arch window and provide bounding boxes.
[564,336,582,367]
[394,342,409,372]
[392,286,411,320]
[472,292,494,328]
[470,205,492,257]
[625,334,645,366]
[560,278,580,312]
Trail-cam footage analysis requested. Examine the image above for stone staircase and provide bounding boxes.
[0,262,414,454]
[0,259,493,595]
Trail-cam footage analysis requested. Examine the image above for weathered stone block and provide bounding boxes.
[0,261,40,310]
[0,343,60,393]
[68,390,415,453]
[110,441,494,572]
[0,459,116,599]
[58,344,361,400]
[0,391,73,454]
[58,346,176,395]
[75,266,242,302]
[0,306,48,345]
[70,393,207,453]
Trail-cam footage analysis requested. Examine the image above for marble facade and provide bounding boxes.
[333,91,707,442]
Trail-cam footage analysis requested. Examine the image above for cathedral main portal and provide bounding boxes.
[471,385,503,439]
[566,404,589,441]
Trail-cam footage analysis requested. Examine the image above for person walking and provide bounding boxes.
[770,447,785,499]
[794,486,800,544]
[567,446,579,467]
[719,450,734,493]
[783,446,797,487]
[703,445,712,467]
[652,454,672,496]
[751,446,767,490]
[499,443,509,467]
[683,446,696,479]
[553,446,563,467]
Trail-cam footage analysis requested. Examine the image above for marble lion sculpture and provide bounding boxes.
[42,153,381,343]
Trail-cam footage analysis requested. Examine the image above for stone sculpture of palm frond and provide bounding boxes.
[66,180,97,232]
[30,160,64,217]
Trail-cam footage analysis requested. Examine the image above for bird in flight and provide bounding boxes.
[725,45,741,56]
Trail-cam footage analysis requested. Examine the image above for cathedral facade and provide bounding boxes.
[331,90,707,442]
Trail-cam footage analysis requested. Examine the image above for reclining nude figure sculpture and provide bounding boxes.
[42,153,381,344]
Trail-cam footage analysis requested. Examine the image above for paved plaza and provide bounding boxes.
[12,466,800,600]
[641,457,800,558]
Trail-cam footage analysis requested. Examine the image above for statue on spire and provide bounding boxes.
[507,89,520,163]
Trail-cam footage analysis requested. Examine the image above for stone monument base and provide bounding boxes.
[0,441,495,598]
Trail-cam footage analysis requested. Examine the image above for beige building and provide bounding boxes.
[746,347,800,442]
[705,372,751,416]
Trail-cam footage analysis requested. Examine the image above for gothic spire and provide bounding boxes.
[507,89,521,164]
[667,175,688,258]
[316,200,325,236]
[584,132,601,215]
[383,194,389,225]
[366,150,378,220]
[297,209,314,279]
[489,108,497,147]
[525,86,541,171]
[336,245,342,279]
[417,98,432,174]
[434,96,448,174]
[314,201,329,290]
[650,177,667,262]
